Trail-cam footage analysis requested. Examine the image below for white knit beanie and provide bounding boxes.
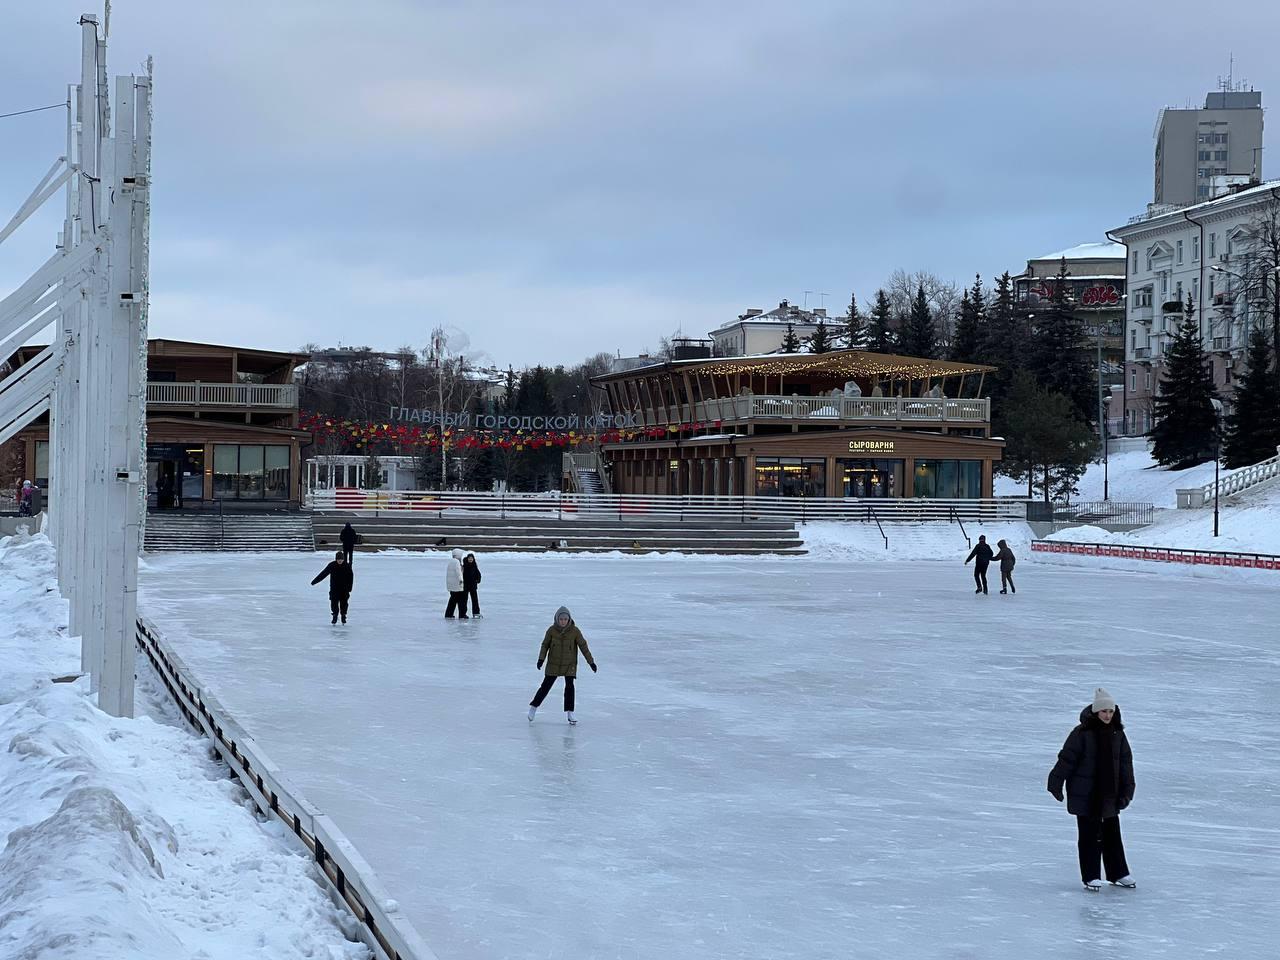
[1092,687,1116,713]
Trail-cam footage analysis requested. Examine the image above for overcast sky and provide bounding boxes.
[3,1,1279,368]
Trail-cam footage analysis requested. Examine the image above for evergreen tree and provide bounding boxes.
[1028,259,1094,424]
[361,450,383,489]
[807,321,835,353]
[1150,298,1219,468]
[898,284,937,359]
[780,323,802,353]
[867,289,894,353]
[1223,326,1280,468]
[842,292,867,349]
[950,274,985,365]
[1002,371,1097,502]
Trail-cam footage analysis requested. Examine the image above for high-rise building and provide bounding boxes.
[1154,88,1263,206]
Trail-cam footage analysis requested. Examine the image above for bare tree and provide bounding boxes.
[1233,197,1280,377]
[885,269,962,344]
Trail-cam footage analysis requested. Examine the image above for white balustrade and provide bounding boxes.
[146,381,297,407]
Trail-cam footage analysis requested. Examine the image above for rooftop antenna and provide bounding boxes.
[803,290,813,308]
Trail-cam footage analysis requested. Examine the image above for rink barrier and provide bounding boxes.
[1030,540,1280,571]
[134,615,438,960]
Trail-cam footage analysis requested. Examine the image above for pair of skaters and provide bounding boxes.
[444,549,483,618]
[964,535,1016,594]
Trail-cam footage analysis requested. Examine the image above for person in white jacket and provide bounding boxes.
[444,548,468,618]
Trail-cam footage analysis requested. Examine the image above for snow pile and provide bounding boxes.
[995,447,1221,507]
[801,520,1033,561]
[0,533,368,960]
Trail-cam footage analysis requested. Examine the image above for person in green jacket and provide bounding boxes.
[528,606,597,725]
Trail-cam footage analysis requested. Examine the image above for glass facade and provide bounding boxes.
[754,457,826,497]
[837,458,903,498]
[213,443,291,500]
[913,459,981,498]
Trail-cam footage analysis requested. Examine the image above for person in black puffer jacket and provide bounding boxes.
[311,551,355,624]
[1047,687,1137,891]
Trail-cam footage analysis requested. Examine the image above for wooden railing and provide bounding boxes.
[307,488,1027,523]
[146,381,298,408]
[135,616,437,960]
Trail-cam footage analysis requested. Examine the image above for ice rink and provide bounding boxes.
[139,551,1280,960]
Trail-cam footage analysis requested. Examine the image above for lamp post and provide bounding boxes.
[1210,397,1223,537]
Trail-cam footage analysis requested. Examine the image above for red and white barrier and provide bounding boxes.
[1031,540,1280,572]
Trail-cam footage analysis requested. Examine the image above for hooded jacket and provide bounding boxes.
[445,549,465,592]
[538,606,595,678]
[340,523,358,548]
[311,560,354,597]
[994,545,1016,572]
[462,553,482,589]
[1048,704,1135,818]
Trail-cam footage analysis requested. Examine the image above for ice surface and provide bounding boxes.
[139,550,1280,960]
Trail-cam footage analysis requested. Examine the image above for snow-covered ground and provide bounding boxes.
[0,532,368,960]
[995,447,1219,508]
[138,549,1280,960]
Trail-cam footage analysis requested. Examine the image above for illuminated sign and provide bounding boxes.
[849,439,895,452]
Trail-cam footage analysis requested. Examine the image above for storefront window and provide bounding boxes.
[213,444,291,500]
[35,441,50,488]
[755,458,826,497]
[838,458,903,498]
[913,459,981,498]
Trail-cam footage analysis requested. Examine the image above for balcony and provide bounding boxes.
[1210,337,1232,353]
[146,381,298,408]
[1133,347,1152,360]
[638,394,991,428]
[1131,304,1154,324]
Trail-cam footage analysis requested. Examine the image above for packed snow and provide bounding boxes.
[994,447,1222,508]
[0,530,369,960]
[138,548,1280,960]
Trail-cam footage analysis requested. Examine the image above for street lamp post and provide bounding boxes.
[1210,397,1223,537]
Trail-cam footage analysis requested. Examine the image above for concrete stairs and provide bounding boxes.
[575,469,605,493]
[145,513,315,552]
[313,512,805,556]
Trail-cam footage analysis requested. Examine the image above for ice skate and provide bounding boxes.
[1082,879,1103,892]
[331,613,338,624]
[527,706,537,722]
[1110,876,1136,888]
[341,615,347,624]
[566,712,577,725]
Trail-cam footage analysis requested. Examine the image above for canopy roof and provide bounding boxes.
[593,349,995,383]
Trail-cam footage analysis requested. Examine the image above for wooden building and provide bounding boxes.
[592,350,1004,499]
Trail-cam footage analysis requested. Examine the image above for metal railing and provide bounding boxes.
[1031,539,1280,572]
[135,616,436,960]
[561,450,613,494]
[146,381,298,408]
[1196,447,1280,501]
[1025,501,1154,529]
[307,488,1027,523]
[950,505,971,547]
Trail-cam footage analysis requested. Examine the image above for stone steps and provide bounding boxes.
[144,514,315,552]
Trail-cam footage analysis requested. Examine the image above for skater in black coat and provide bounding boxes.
[462,552,483,618]
[311,551,355,624]
[339,522,359,564]
[1047,688,1136,891]
[994,539,1016,594]
[964,535,994,594]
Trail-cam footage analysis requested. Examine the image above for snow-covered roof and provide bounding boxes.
[1033,242,1126,262]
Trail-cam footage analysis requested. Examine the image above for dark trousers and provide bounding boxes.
[973,566,989,593]
[1000,571,1015,593]
[329,593,349,619]
[342,544,354,564]
[445,591,468,617]
[530,675,575,711]
[1077,815,1129,883]
[465,586,480,615]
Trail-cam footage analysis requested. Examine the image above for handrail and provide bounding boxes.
[1196,447,1280,501]
[135,616,437,960]
[868,504,888,549]
[951,506,971,548]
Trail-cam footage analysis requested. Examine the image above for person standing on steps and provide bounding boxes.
[994,539,1017,594]
[339,522,359,565]
[1047,688,1137,892]
[528,606,597,725]
[445,548,469,618]
[964,535,994,594]
[311,551,354,624]
[462,551,483,618]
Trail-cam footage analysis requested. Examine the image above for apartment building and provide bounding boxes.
[1154,88,1263,205]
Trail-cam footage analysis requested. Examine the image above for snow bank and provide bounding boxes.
[995,447,1221,507]
[800,520,1034,561]
[0,532,368,960]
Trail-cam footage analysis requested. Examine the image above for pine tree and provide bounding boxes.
[1150,298,1219,468]
[898,285,937,359]
[1002,370,1097,502]
[1223,326,1280,468]
[867,289,894,353]
[842,292,867,350]
[808,321,835,353]
[950,274,985,364]
[1029,259,1094,425]
[780,323,802,353]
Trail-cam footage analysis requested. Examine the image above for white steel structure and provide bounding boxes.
[1,13,151,716]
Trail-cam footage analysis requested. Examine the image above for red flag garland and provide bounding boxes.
[299,411,724,452]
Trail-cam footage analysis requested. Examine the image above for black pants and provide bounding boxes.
[329,593,349,619]
[1000,571,1015,593]
[1077,815,1129,883]
[465,586,480,615]
[342,544,354,564]
[973,566,988,593]
[445,591,468,617]
[530,675,575,711]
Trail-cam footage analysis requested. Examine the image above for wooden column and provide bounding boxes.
[903,457,916,499]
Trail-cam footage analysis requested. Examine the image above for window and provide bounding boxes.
[912,460,981,499]
[1132,251,1138,272]
[754,458,826,498]
[1198,150,1211,161]
[1192,277,1199,302]
[1197,133,1211,144]
[1176,240,1183,263]
[1129,370,1136,391]
[213,444,291,500]
[1130,329,1137,350]
[1134,287,1153,308]
[1209,233,1216,257]
[1175,281,1183,303]
[1215,133,1228,144]
[1227,234,1234,255]
[1145,371,1152,390]
[1198,186,1210,198]
[1214,150,1228,161]
[1192,236,1199,260]
[1198,168,1211,179]
[1209,276,1215,299]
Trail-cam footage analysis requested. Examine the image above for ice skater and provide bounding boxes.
[994,539,1016,594]
[445,548,469,618]
[339,522,359,565]
[1047,688,1136,892]
[528,606,597,725]
[462,551,483,618]
[964,535,993,594]
[311,551,354,624]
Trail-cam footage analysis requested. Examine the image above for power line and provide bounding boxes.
[0,102,66,120]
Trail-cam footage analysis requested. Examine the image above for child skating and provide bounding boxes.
[528,606,597,725]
